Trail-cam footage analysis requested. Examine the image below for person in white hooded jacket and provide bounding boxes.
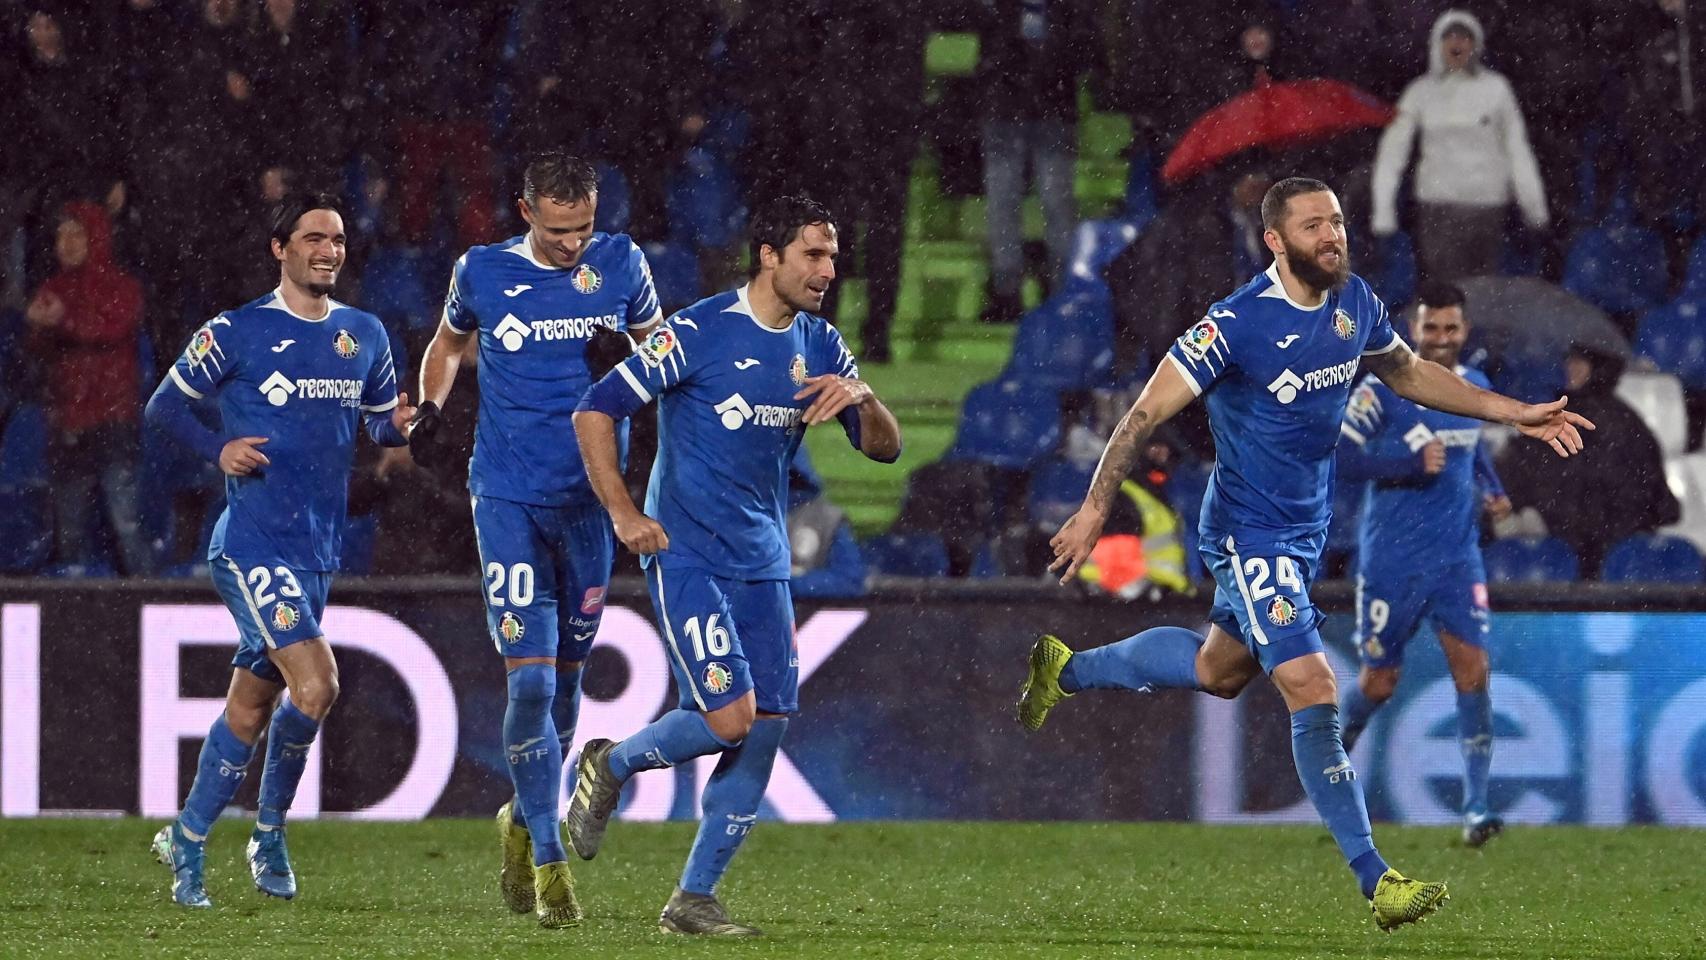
[1371,9,1549,283]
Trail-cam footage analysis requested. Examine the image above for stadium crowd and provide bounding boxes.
[0,0,1701,586]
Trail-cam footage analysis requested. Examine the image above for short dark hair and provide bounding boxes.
[1260,177,1334,231]
[1416,280,1467,312]
[270,191,344,248]
[748,195,836,276]
[523,151,598,207]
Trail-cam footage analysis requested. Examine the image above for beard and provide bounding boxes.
[1283,237,1350,292]
[305,280,336,297]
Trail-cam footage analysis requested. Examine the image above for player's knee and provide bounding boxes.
[291,676,340,720]
[1196,659,1257,699]
[704,697,756,744]
[1360,670,1400,703]
[507,662,557,703]
[1450,656,1489,693]
[224,703,270,743]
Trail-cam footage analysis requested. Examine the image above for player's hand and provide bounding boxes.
[219,436,270,477]
[407,400,449,469]
[1048,507,1108,586]
[794,375,873,426]
[25,292,63,328]
[584,327,633,381]
[1484,493,1513,522]
[1514,396,1596,457]
[613,510,669,556]
[390,391,419,436]
[1420,439,1447,475]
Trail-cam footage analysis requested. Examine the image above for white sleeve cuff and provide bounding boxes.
[1165,352,1205,397]
[168,367,205,399]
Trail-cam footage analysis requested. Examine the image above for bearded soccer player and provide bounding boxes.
[1017,178,1592,929]
[144,192,414,908]
[410,152,661,927]
[1337,280,1512,847]
[568,196,901,935]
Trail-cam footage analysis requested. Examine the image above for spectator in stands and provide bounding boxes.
[24,201,152,576]
[369,0,509,249]
[1371,9,1549,283]
[1287,0,1423,102]
[975,0,1097,324]
[1498,342,1679,578]
[248,0,352,189]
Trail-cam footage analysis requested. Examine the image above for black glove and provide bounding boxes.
[585,326,634,381]
[407,400,449,470]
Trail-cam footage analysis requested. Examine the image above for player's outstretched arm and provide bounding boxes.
[1048,358,1197,585]
[417,318,473,412]
[571,409,669,555]
[794,375,902,463]
[1365,341,1595,458]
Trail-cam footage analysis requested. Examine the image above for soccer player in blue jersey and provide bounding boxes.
[1336,280,1513,848]
[409,152,662,927]
[1017,178,1592,930]
[143,193,414,908]
[566,196,901,935]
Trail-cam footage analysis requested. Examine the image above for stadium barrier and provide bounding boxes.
[1,578,1703,826]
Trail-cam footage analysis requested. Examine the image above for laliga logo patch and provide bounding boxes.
[187,327,216,363]
[570,263,602,294]
[1179,318,1220,362]
[499,611,525,644]
[1331,309,1356,340]
[790,354,808,386]
[580,586,606,615]
[333,329,360,359]
[1266,595,1298,627]
[703,662,734,696]
[271,601,299,631]
[639,327,678,367]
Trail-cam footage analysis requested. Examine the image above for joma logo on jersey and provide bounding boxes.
[492,313,619,352]
[258,371,362,407]
[714,393,802,431]
[1266,357,1359,404]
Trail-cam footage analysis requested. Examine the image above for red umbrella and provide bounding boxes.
[1161,77,1395,185]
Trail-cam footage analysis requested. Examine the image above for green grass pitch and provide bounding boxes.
[2,819,1702,959]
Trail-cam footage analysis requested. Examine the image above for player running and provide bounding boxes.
[1336,280,1511,848]
[144,192,414,908]
[1017,178,1592,930]
[410,153,662,928]
[567,196,901,936]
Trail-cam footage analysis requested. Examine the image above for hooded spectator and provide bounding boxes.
[1371,9,1549,283]
[24,201,152,575]
[1497,342,1679,578]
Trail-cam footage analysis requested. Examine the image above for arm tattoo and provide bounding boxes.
[1085,408,1154,513]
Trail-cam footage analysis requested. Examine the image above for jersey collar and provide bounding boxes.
[261,287,336,322]
[725,285,796,333]
[1257,261,1328,312]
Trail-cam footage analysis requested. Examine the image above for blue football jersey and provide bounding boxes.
[1339,366,1504,575]
[1167,263,1400,545]
[167,289,399,571]
[444,232,662,507]
[587,285,862,580]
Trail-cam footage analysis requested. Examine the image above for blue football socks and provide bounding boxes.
[256,698,320,830]
[1059,626,1204,694]
[1339,684,1379,754]
[608,709,736,782]
[179,714,257,839]
[1457,688,1494,817]
[1290,704,1388,898]
[505,664,566,865]
[680,717,787,896]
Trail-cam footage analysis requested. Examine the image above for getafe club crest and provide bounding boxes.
[499,611,525,644]
[1267,596,1298,627]
[704,662,734,695]
[790,354,808,386]
[1331,309,1356,340]
[272,601,299,631]
[334,329,360,358]
[570,263,602,294]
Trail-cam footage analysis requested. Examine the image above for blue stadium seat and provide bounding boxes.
[1122,146,1159,226]
[969,542,1002,578]
[1001,284,1114,391]
[642,241,700,312]
[1067,218,1142,281]
[1682,235,1706,297]
[946,379,1061,470]
[1026,457,1095,530]
[592,163,631,236]
[862,531,949,578]
[1563,222,1668,315]
[361,246,434,331]
[1483,536,1580,583]
[1635,296,1706,390]
[1601,534,1706,584]
[0,485,50,572]
[0,403,48,486]
[667,147,745,249]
